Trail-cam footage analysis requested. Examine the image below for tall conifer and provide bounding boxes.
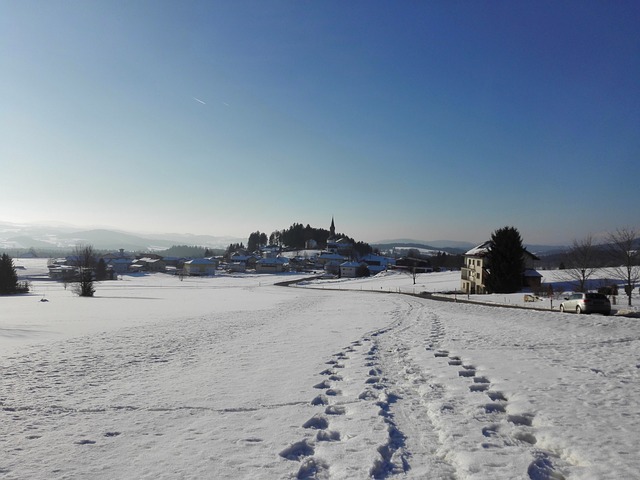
[485,226,525,293]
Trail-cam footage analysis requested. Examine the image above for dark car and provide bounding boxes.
[559,292,611,315]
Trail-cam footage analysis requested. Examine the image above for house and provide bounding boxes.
[227,262,247,273]
[162,256,186,268]
[107,257,133,275]
[47,263,78,281]
[255,256,289,273]
[361,254,396,275]
[260,246,281,258]
[99,249,134,275]
[324,260,342,275]
[183,258,217,276]
[460,241,541,294]
[132,257,166,272]
[394,256,433,274]
[340,261,368,278]
[229,254,258,269]
[315,252,347,268]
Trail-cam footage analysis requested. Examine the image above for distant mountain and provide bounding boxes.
[372,241,469,255]
[524,244,568,255]
[374,238,476,251]
[0,222,245,252]
[373,239,569,256]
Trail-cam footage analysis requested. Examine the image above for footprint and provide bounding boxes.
[313,380,331,389]
[328,375,343,382]
[487,391,507,402]
[75,439,96,445]
[527,452,565,480]
[325,405,346,416]
[482,424,500,437]
[474,376,490,384]
[470,384,489,392]
[317,430,341,442]
[325,388,341,396]
[448,359,463,366]
[515,432,537,445]
[104,432,121,437]
[365,376,381,384]
[484,403,506,414]
[311,394,328,406]
[279,439,314,461]
[319,369,333,376]
[358,390,378,401]
[508,414,534,427]
[302,415,329,430]
[297,456,329,479]
[458,369,476,377]
[434,351,449,357]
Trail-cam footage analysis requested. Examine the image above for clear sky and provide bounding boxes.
[1,1,638,245]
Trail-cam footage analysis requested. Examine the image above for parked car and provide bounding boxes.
[559,292,611,315]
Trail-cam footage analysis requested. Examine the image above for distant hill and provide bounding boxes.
[524,244,568,255]
[372,241,468,255]
[373,239,569,257]
[375,238,476,251]
[0,222,244,252]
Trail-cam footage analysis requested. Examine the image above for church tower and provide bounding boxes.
[329,217,336,238]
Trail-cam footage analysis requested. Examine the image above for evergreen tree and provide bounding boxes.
[0,253,19,294]
[247,231,264,252]
[95,258,108,281]
[485,226,526,293]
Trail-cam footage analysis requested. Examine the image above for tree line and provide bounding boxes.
[226,223,374,258]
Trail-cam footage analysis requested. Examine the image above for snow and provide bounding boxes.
[2,259,640,479]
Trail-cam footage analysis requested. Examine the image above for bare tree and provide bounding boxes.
[72,244,96,297]
[606,227,640,306]
[562,235,600,292]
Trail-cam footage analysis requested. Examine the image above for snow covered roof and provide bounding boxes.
[465,241,540,261]
[464,241,492,257]
[256,257,289,265]
[108,258,132,265]
[318,252,346,260]
[340,261,362,268]
[184,258,215,265]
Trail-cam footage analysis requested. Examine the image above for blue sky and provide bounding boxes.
[1,1,638,245]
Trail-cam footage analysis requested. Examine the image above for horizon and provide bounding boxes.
[0,218,576,249]
[2,2,639,245]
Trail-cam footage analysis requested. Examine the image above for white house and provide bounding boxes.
[183,258,216,276]
[255,256,289,273]
[460,241,541,294]
[228,262,247,273]
[315,252,347,268]
[229,254,258,269]
[340,261,366,278]
[107,257,133,274]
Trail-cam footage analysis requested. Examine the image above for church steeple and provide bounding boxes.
[330,216,335,237]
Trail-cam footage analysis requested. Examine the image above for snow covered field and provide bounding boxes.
[2,260,640,479]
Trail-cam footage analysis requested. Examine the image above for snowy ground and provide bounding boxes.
[2,260,639,479]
